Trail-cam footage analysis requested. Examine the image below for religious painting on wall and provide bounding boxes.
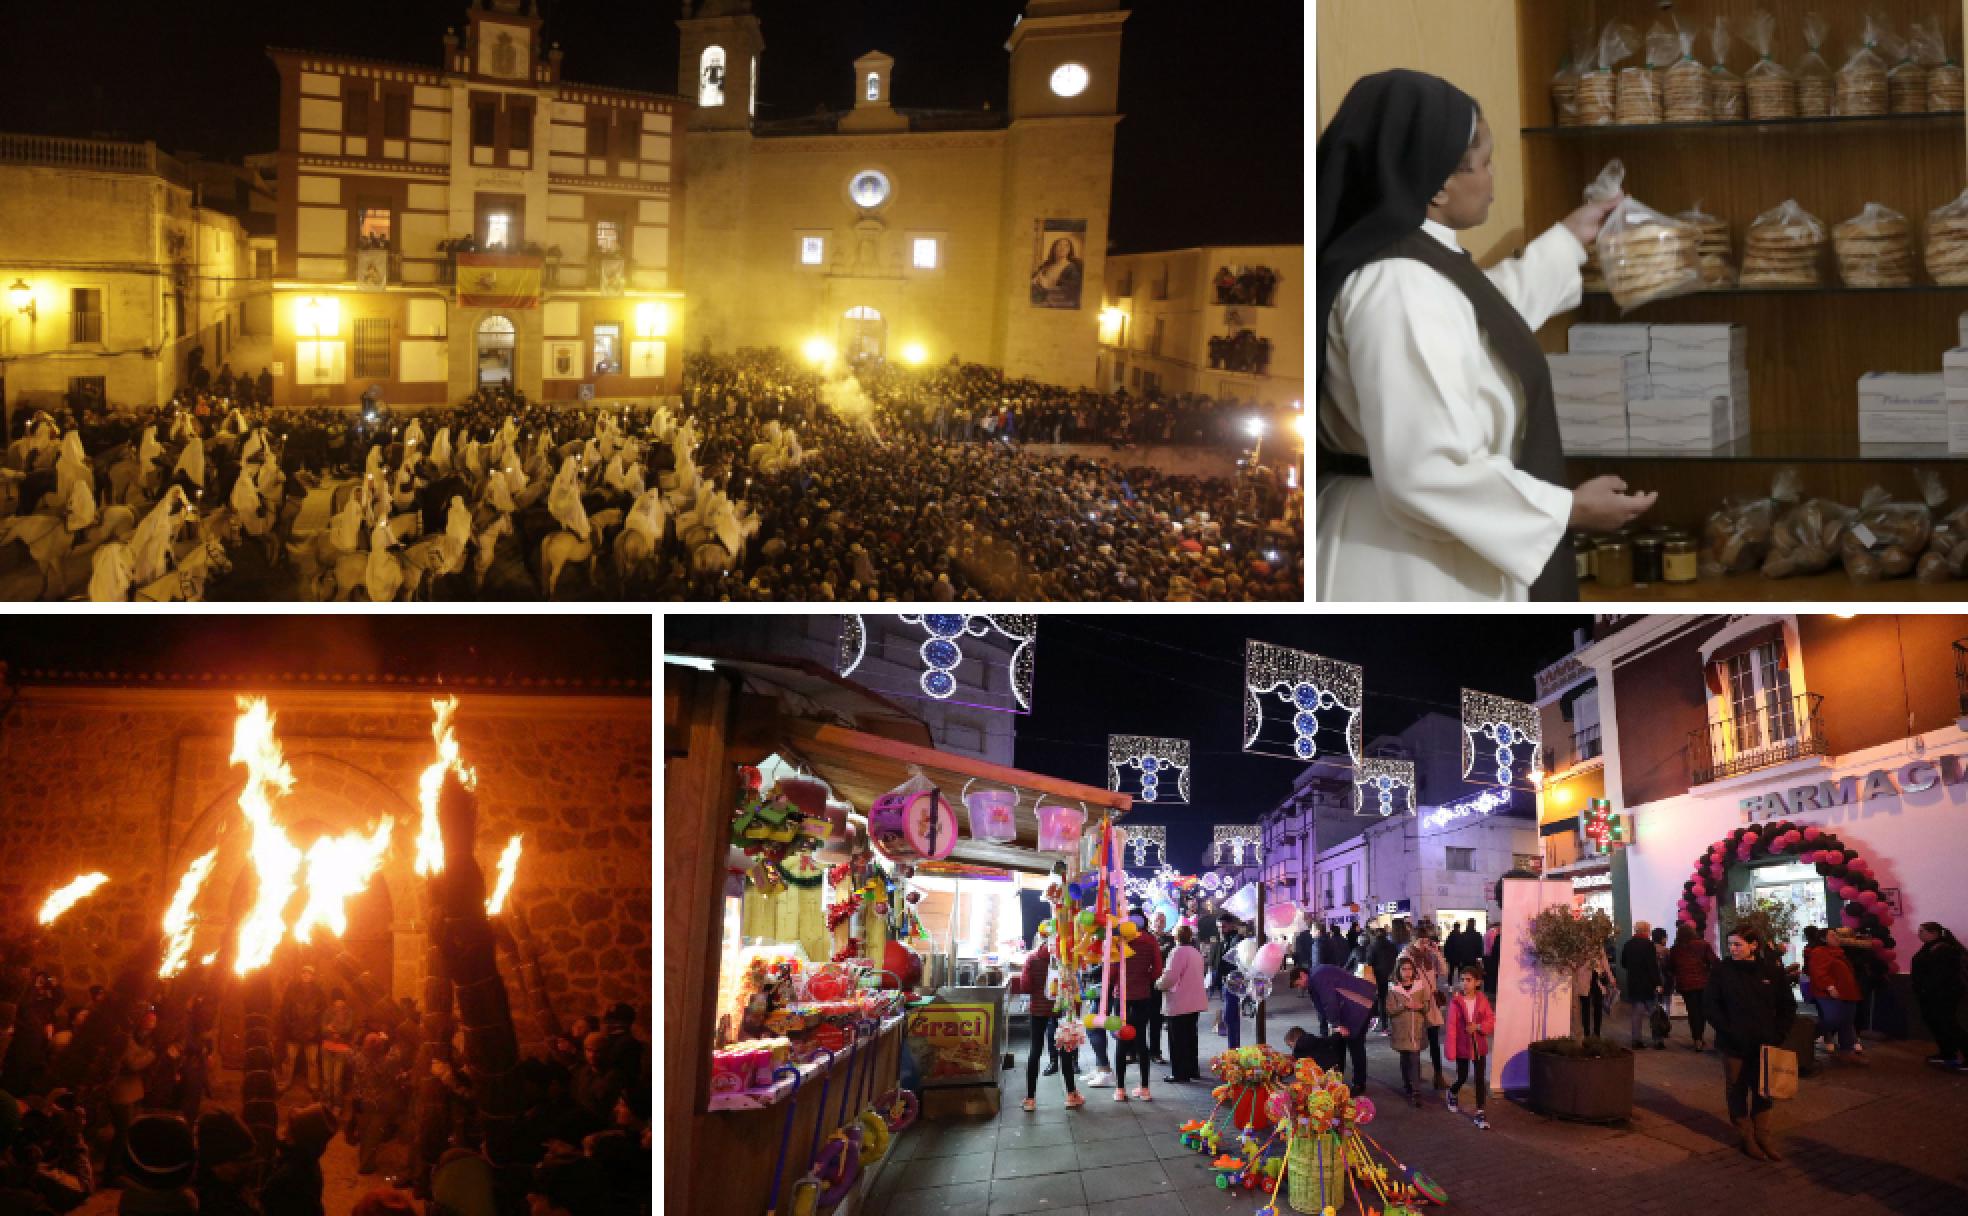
[598,256,627,297]
[1029,218,1086,310]
[356,249,389,291]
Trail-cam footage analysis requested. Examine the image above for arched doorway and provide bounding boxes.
[840,306,885,364]
[477,314,516,389]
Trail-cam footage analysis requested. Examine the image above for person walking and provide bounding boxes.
[1370,926,1399,1033]
[1668,924,1718,1051]
[1384,956,1439,1107]
[1574,931,1617,1039]
[1017,939,1082,1111]
[1149,915,1175,1065]
[1483,922,1502,999]
[1802,927,1864,1063]
[1215,918,1246,1051]
[1157,924,1210,1083]
[279,965,327,1096]
[1707,926,1796,1161]
[1620,922,1667,1050]
[1105,911,1164,1102]
[1911,921,1968,1071]
[1402,925,1450,1088]
[1444,964,1495,1130]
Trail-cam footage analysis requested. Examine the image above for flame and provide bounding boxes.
[232,698,302,975]
[200,952,219,966]
[485,834,523,916]
[159,850,218,978]
[294,817,394,944]
[37,873,109,926]
[416,696,476,877]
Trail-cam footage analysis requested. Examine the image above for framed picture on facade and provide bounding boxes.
[547,341,581,379]
[1880,887,1902,917]
[1029,218,1085,309]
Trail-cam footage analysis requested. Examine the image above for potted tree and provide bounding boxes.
[1525,905,1634,1123]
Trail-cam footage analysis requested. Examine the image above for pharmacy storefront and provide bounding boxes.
[1625,729,1968,979]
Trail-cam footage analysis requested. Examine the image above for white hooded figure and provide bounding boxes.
[167,411,191,443]
[603,453,633,496]
[328,492,365,553]
[173,435,206,495]
[365,521,403,602]
[531,429,554,466]
[485,467,517,515]
[240,427,269,467]
[430,427,454,473]
[624,462,647,500]
[547,455,590,542]
[230,465,269,537]
[438,494,472,574]
[223,408,247,437]
[404,418,425,451]
[55,433,89,506]
[256,451,284,500]
[89,542,135,602]
[130,487,188,585]
[582,437,602,471]
[461,438,484,480]
[63,477,99,538]
[364,443,385,483]
[138,426,164,477]
[624,488,666,549]
[391,460,419,511]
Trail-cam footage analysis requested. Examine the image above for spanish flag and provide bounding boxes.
[456,254,541,310]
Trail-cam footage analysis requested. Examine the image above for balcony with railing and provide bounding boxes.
[1544,723,1604,773]
[1689,693,1828,786]
[0,132,191,189]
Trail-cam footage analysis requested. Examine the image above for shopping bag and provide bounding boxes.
[1759,1045,1798,1100]
[1650,1004,1672,1041]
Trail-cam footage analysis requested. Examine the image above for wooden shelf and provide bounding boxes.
[1525,112,1966,138]
[707,1012,908,1113]
[1581,567,1968,603]
[1584,285,1968,298]
[1567,434,1958,463]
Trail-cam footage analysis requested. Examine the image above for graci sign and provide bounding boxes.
[1739,752,1968,821]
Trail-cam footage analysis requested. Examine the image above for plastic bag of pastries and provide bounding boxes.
[1710,17,1745,118]
[1746,10,1797,119]
[1924,186,1968,283]
[1587,160,1703,309]
[1839,477,1942,583]
[1916,17,1963,111]
[1701,468,1801,577]
[1833,202,1915,287]
[1797,12,1835,116]
[1678,203,1735,287]
[1665,25,1713,121]
[1741,200,1830,287]
[1551,48,1580,126]
[1919,495,1968,582]
[1886,18,1928,113]
[1762,496,1855,578]
[1835,11,1891,116]
[1617,23,1675,124]
[1577,23,1633,125]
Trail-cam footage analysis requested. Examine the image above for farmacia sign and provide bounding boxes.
[1739,753,1968,821]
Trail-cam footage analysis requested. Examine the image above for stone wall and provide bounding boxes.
[0,685,652,1033]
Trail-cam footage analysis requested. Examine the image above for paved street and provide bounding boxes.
[866,999,1968,1216]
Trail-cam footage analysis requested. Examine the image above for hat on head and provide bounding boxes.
[126,1113,197,1190]
[283,1104,338,1159]
[604,1002,636,1028]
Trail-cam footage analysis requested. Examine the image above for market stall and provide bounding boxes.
[664,659,1130,1216]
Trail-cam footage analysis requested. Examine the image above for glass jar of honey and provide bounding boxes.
[1595,539,1634,589]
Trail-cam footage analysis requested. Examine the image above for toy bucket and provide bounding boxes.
[963,783,1019,843]
[1036,803,1085,853]
[870,786,958,862]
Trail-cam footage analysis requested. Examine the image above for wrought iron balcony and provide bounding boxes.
[1689,693,1828,786]
[1544,723,1604,773]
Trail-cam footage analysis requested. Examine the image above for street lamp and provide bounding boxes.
[8,279,34,323]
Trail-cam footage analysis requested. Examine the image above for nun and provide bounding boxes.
[1316,70,1657,601]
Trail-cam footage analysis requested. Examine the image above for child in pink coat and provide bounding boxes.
[1444,963,1496,1130]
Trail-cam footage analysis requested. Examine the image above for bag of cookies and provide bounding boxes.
[1886,19,1927,113]
[1918,496,1968,582]
[1916,17,1963,111]
[1551,52,1579,126]
[1587,160,1703,310]
[1665,25,1712,122]
[1762,496,1855,578]
[1710,17,1746,119]
[1741,200,1829,287]
[1797,12,1835,116]
[1924,187,1968,283]
[1577,23,1633,125]
[1617,23,1669,124]
[1835,12,1890,116]
[1678,203,1735,287]
[1839,481,1940,583]
[1834,202,1915,287]
[1746,10,1797,119]
[1701,468,1801,577]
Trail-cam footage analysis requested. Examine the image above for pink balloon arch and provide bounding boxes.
[1676,820,1898,970]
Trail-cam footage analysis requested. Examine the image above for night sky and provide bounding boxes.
[1010,616,1588,872]
[0,0,1302,253]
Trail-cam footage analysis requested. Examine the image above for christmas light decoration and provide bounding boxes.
[1122,825,1168,867]
[1243,641,1363,764]
[837,614,1038,710]
[1353,758,1416,818]
[1213,826,1263,866]
[1108,735,1190,804]
[1461,688,1543,789]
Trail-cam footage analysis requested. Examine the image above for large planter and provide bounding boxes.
[1528,1044,1635,1124]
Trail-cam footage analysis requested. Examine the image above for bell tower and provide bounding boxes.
[677,0,764,131]
[1005,0,1126,120]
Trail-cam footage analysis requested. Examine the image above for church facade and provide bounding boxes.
[676,0,1126,388]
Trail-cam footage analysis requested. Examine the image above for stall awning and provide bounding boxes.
[776,716,1131,874]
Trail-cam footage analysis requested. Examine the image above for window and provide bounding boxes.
[866,72,880,101]
[69,288,102,344]
[699,46,726,107]
[1725,642,1797,753]
[1323,871,1334,909]
[483,212,512,250]
[383,93,408,140]
[345,88,370,136]
[848,170,890,208]
[592,323,622,375]
[255,249,273,280]
[353,318,391,378]
[799,235,824,266]
[357,208,392,250]
[1342,869,1353,905]
[509,102,532,151]
[586,111,610,157]
[911,237,939,270]
[1050,63,1090,98]
[472,102,496,147]
[595,220,622,255]
[1150,316,1165,357]
[1446,847,1476,873]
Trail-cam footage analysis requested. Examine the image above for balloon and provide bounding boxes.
[1224,972,1249,997]
[1266,1090,1293,1123]
[1858,890,1879,906]
[1353,1096,1377,1125]
[1803,826,1821,841]
[1038,920,1054,937]
[1825,851,1844,865]
[1119,922,1139,940]
[1117,1025,1137,1041]
[1233,939,1258,974]
[1077,910,1097,929]
[1843,913,1864,929]
[1105,1016,1124,1033]
[1250,976,1273,1003]
[1253,941,1286,976]
[1839,885,1859,901]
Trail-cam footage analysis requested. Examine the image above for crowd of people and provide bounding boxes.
[0,960,651,1214]
[1211,264,1282,308]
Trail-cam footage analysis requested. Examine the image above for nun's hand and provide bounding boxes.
[1563,194,1624,248]
[1569,474,1657,531]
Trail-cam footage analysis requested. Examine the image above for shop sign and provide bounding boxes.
[907,1003,995,1085]
[1571,873,1612,891]
[1738,753,1968,822]
[1371,899,1410,916]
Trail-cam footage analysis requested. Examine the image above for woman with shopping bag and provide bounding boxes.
[1707,926,1797,1162]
